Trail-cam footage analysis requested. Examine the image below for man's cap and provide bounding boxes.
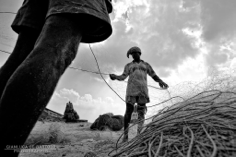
[127,46,141,58]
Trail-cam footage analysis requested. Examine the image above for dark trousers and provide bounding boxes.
[123,103,146,140]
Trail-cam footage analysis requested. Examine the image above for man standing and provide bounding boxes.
[110,46,168,142]
[0,0,113,156]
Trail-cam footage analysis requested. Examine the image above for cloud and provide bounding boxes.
[86,0,236,78]
[181,0,236,42]
[131,0,200,68]
[181,0,236,73]
[73,0,203,79]
[80,94,93,102]
[104,97,114,104]
[167,52,207,84]
[199,0,236,42]
[58,88,80,103]
[2,0,236,77]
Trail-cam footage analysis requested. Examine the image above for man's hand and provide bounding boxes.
[109,74,116,80]
[152,75,169,89]
[159,80,168,89]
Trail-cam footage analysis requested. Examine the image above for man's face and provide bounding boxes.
[132,51,141,60]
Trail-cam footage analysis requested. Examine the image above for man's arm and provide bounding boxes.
[146,63,169,89]
[152,75,169,89]
[110,64,129,81]
[152,75,162,82]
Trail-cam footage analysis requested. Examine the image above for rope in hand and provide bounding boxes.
[0,12,16,15]
[88,44,126,102]
[0,11,170,99]
[0,48,185,107]
[0,49,11,54]
[0,9,183,106]
[87,45,183,108]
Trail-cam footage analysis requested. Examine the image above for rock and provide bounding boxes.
[63,101,79,122]
[104,112,113,117]
[90,113,124,131]
[110,115,124,131]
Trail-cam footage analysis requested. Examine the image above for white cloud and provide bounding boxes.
[168,52,207,85]
[2,0,236,78]
[81,94,93,102]
[198,0,236,42]
[84,0,202,78]
[89,0,236,80]
[180,0,236,72]
[112,0,149,22]
[59,88,80,100]
[104,97,114,104]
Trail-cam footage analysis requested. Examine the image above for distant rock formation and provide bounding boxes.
[90,113,124,131]
[39,108,64,122]
[63,101,80,122]
[104,112,113,117]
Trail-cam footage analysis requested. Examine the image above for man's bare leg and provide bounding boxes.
[123,103,134,142]
[0,15,82,156]
[137,104,146,134]
[0,29,40,98]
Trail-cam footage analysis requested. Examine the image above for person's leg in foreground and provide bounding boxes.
[0,0,49,99]
[0,15,83,156]
[0,0,113,156]
[0,29,40,98]
[123,103,134,142]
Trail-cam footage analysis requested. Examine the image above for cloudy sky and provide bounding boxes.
[1,0,236,122]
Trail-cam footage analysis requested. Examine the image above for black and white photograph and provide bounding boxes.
[0,0,235,156]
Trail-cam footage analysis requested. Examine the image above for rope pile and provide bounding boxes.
[110,90,236,157]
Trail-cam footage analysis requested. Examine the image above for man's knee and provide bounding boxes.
[137,104,146,114]
[32,15,82,65]
[126,103,134,114]
[44,14,81,32]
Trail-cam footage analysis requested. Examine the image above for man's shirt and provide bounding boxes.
[115,60,157,103]
[11,0,113,43]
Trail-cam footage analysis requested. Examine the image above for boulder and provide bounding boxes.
[63,101,79,122]
[90,113,124,131]
[104,112,113,117]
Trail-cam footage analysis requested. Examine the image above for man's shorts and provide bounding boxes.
[11,0,113,43]
[126,95,150,105]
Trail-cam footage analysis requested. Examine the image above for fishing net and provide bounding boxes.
[109,89,236,157]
